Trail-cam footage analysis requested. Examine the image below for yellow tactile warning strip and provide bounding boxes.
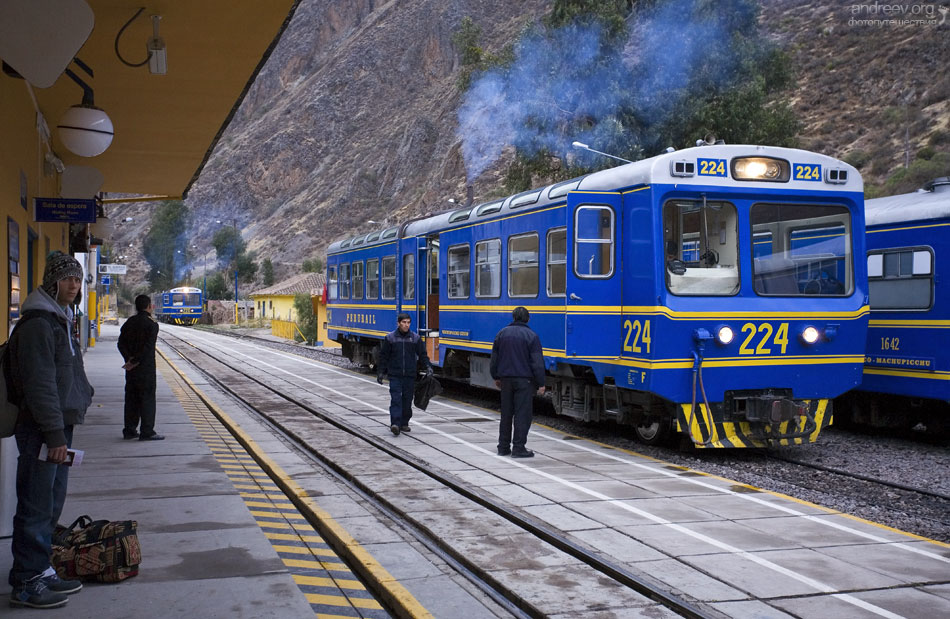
[156,353,411,619]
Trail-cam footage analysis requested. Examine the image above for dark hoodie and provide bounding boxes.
[9,287,93,447]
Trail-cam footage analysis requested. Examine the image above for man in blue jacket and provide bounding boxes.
[490,307,545,458]
[377,313,431,436]
[8,252,93,609]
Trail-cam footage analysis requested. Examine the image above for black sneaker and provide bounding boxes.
[10,575,68,609]
[400,425,411,433]
[511,448,535,458]
[497,447,511,456]
[123,429,139,440]
[139,433,165,441]
[41,572,82,594]
[390,425,400,436]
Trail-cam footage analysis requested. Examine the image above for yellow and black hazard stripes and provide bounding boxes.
[158,359,391,619]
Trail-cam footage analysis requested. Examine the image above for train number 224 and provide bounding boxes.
[623,319,652,353]
[739,322,789,355]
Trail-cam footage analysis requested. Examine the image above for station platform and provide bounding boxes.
[0,323,497,618]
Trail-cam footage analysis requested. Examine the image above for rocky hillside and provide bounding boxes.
[109,0,949,290]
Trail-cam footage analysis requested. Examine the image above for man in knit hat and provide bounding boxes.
[7,251,93,609]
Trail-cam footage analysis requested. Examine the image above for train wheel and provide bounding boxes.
[634,418,670,445]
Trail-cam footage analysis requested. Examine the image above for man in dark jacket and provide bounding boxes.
[8,251,93,609]
[377,312,430,436]
[490,307,545,458]
[118,295,162,441]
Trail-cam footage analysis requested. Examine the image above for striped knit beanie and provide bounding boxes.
[42,251,84,297]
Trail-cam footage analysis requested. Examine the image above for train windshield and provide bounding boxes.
[171,293,201,306]
[751,203,852,296]
[664,200,739,295]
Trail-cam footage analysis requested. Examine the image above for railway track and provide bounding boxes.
[161,331,715,619]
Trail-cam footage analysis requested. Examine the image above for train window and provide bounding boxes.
[751,203,852,297]
[341,240,351,248]
[352,261,364,299]
[381,256,396,299]
[447,244,470,298]
[403,254,414,299]
[366,232,381,243]
[382,227,398,240]
[510,190,541,209]
[475,239,501,298]
[475,200,504,217]
[664,200,739,295]
[547,228,566,297]
[574,206,614,279]
[449,208,473,223]
[868,248,933,310]
[509,233,539,297]
[327,266,338,301]
[339,263,350,299]
[548,178,581,199]
[366,258,379,299]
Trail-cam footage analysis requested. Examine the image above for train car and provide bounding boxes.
[151,286,203,325]
[835,178,949,433]
[327,144,868,447]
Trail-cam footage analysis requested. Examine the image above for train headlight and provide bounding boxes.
[716,325,735,345]
[732,157,789,182]
[800,326,820,345]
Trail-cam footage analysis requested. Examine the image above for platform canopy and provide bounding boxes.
[2,0,299,198]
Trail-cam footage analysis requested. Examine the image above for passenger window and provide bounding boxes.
[339,263,350,299]
[868,248,933,310]
[509,233,539,297]
[381,256,396,300]
[352,261,364,300]
[574,207,613,278]
[403,253,415,299]
[475,239,501,298]
[665,200,739,295]
[547,228,566,297]
[366,259,379,299]
[327,266,338,301]
[447,244,470,299]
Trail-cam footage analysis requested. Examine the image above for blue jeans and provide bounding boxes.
[499,377,534,450]
[388,375,415,426]
[8,420,73,587]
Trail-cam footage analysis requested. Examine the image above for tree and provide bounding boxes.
[302,257,323,273]
[261,259,275,286]
[236,250,258,283]
[206,271,232,300]
[143,200,190,292]
[292,293,316,344]
[211,225,258,289]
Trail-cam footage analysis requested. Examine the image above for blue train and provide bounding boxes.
[151,286,204,325]
[327,144,868,447]
[835,178,949,433]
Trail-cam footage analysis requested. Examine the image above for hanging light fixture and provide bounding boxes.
[57,58,114,157]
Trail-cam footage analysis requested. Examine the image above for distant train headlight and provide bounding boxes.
[801,326,820,345]
[732,156,790,182]
[716,325,735,345]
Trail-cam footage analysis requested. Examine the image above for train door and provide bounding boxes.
[565,191,622,358]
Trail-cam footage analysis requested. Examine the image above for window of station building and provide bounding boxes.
[475,239,501,298]
[403,253,415,299]
[867,247,933,310]
[339,263,351,299]
[327,266,338,300]
[352,262,365,299]
[547,228,566,297]
[381,255,396,299]
[366,258,379,299]
[574,206,613,278]
[447,244,470,299]
[509,233,539,297]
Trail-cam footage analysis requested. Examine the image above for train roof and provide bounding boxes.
[864,178,950,227]
[327,144,861,255]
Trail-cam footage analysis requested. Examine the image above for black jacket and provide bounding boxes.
[118,311,159,371]
[378,328,430,378]
[490,320,545,388]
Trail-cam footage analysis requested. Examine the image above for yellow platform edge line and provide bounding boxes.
[158,349,435,619]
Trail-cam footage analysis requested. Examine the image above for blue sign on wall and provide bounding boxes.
[34,197,97,223]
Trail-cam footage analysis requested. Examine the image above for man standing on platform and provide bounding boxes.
[118,295,163,441]
[490,306,545,458]
[8,251,93,609]
[377,312,431,436]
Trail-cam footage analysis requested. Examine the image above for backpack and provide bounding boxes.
[51,515,142,583]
